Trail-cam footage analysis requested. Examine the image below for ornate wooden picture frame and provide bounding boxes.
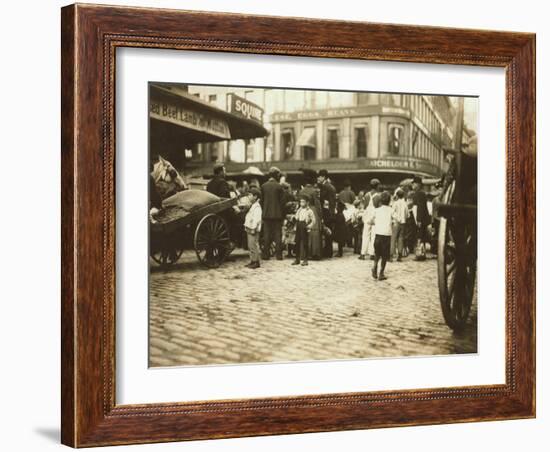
[61,3,535,447]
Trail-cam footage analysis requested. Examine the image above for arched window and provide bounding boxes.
[388,124,404,155]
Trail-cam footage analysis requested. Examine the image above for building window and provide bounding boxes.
[303,146,316,160]
[208,94,217,103]
[245,139,255,162]
[355,126,367,158]
[411,126,419,157]
[296,127,317,160]
[327,127,339,158]
[281,128,295,160]
[388,124,404,155]
[424,136,428,160]
[188,144,202,161]
[207,142,219,162]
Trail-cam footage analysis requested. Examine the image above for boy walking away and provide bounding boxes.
[293,195,316,266]
[359,178,382,260]
[244,188,262,269]
[370,191,393,281]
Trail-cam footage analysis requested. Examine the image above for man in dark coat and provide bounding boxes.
[411,175,431,260]
[318,169,336,258]
[338,179,356,205]
[338,179,356,247]
[206,163,231,198]
[260,167,285,260]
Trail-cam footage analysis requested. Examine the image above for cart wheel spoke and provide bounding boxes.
[194,214,231,268]
[438,215,477,331]
[446,259,457,275]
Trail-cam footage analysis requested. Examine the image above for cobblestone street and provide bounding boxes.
[149,248,477,367]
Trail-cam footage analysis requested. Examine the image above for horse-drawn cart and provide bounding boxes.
[434,98,478,331]
[150,190,240,269]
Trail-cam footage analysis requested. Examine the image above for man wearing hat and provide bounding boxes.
[318,169,336,258]
[260,166,285,260]
[206,162,231,199]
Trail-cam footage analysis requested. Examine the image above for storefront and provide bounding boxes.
[149,83,268,177]
[231,103,449,190]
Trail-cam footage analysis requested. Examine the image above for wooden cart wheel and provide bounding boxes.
[194,213,231,268]
[150,245,184,267]
[438,217,476,331]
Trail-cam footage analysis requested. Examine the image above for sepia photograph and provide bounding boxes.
[148,82,478,367]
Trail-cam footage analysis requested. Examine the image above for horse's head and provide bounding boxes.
[151,156,187,199]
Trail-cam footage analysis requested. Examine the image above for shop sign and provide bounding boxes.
[227,94,264,124]
[150,100,231,139]
[363,158,435,173]
[271,105,379,122]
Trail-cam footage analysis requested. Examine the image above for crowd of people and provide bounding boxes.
[206,162,437,280]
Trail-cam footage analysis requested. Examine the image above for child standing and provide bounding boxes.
[353,200,366,255]
[333,201,348,257]
[369,191,393,280]
[283,201,298,258]
[391,189,408,261]
[292,195,316,266]
[244,188,262,269]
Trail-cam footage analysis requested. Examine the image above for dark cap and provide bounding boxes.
[413,175,423,184]
[319,169,329,178]
[213,162,225,175]
[370,178,381,187]
[249,187,261,198]
[268,166,281,176]
[301,168,318,184]
[380,191,391,205]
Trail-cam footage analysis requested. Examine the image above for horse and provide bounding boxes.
[151,156,187,200]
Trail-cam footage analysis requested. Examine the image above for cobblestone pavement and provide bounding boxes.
[149,248,477,367]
